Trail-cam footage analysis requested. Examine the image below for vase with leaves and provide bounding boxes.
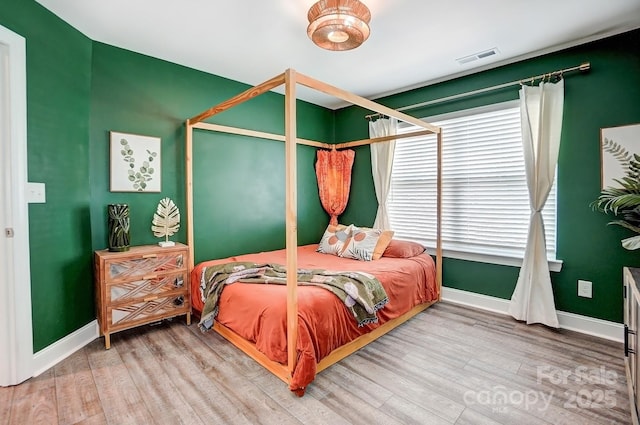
[152,197,180,247]
[592,150,640,250]
[108,204,130,252]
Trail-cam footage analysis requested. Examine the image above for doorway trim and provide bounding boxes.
[0,24,33,386]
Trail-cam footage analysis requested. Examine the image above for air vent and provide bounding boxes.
[456,48,499,65]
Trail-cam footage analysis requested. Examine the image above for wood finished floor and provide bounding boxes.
[0,302,632,425]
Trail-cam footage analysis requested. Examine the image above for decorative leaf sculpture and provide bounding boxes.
[152,197,180,246]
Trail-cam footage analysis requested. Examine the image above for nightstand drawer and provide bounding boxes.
[108,272,186,304]
[108,293,189,330]
[104,251,185,283]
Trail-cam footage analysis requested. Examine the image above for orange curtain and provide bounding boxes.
[315,149,355,225]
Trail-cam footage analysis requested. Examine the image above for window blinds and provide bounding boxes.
[388,102,557,261]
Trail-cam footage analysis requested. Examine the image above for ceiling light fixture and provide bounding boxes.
[307,0,371,51]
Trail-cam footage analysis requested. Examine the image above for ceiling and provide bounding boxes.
[36,0,640,109]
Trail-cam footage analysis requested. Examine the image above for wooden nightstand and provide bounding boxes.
[94,243,191,349]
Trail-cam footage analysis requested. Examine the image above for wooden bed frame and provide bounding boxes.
[184,68,442,391]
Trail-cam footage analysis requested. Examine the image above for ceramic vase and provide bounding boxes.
[108,204,130,252]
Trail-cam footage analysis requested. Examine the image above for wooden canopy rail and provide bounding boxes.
[185,68,443,390]
[192,121,435,150]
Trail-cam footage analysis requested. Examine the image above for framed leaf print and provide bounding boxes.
[600,123,640,189]
[110,131,161,192]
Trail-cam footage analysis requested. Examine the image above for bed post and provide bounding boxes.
[186,121,195,270]
[185,69,443,392]
[284,69,299,381]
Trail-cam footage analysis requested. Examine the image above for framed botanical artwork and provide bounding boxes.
[110,131,161,192]
[600,123,640,189]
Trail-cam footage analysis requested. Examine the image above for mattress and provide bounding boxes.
[190,243,438,393]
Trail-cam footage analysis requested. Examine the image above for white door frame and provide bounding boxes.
[0,24,33,386]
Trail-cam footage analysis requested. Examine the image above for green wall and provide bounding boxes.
[90,43,333,264]
[337,30,640,323]
[2,0,333,353]
[0,0,94,351]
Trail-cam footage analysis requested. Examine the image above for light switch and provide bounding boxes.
[26,182,45,203]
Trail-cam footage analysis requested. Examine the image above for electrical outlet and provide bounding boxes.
[578,280,592,298]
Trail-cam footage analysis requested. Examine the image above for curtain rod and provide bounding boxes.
[365,62,590,120]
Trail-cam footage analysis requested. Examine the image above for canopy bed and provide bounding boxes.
[184,69,442,395]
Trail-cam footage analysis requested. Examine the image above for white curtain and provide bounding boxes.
[509,79,564,328]
[369,117,398,229]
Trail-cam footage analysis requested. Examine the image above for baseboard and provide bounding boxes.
[441,287,624,343]
[32,320,98,377]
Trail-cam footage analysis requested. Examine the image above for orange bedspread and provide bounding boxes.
[190,244,438,394]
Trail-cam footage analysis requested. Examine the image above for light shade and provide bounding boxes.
[307,0,371,51]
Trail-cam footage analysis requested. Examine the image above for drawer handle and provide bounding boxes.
[144,295,159,302]
[143,274,158,280]
[142,254,158,259]
[626,325,636,357]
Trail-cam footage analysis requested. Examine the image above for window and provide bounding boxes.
[388,101,558,266]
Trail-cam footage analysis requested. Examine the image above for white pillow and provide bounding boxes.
[317,224,352,256]
[340,225,394,261]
